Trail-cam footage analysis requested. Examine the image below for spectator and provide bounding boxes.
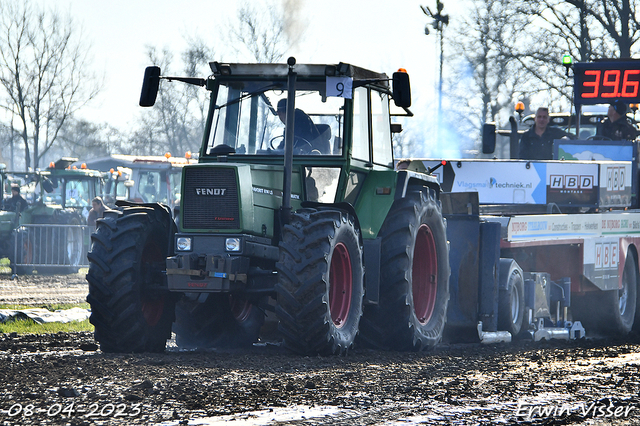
[598,100,638,141]
[87,197,109,227]
[519,107,574,160]
[4,184,27,213]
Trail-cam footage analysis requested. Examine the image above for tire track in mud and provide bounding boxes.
[0,274,88,305]
[1,274,640,425]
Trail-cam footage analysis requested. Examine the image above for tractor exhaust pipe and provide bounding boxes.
[280,57,297,225]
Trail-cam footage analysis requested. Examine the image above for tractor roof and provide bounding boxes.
[209,61,388,87]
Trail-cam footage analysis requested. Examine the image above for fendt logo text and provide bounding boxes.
[195,188,227,196]
[549,175,593,190]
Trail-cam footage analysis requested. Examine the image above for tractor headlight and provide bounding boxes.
[225,237,241,252]
[176,237,192,252]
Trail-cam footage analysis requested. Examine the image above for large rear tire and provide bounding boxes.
[573,249,637,337]
[359,188,450,351]
[173,294,265,349]
[276,208,364,355]
[86,206,176,353]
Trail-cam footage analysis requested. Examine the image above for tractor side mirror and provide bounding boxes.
[392,70,411,108]
[42,178,54,193]
[140,66,161,107]
[482,122,496,154]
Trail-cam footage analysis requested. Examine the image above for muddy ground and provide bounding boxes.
[1,274,640,425]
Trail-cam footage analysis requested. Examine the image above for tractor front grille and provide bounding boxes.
[182,167,239,229]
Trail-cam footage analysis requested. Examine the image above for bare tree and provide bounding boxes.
[0,1,99,170]
[511,1,640,110]
[444,0,528,155]
[132,44,212,156]
[226,1,304,62]
[133,0,304,156]
[53,119,123,161]
[441,0,640,158]
[565,0,640,58]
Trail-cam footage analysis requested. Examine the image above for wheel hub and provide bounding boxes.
[329,242,352,328]
[413,224,438,325]
[619,279,629,316]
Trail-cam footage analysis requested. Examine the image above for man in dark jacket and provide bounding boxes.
[598,100,638,141]
[519,107,574,160]
[276,99,322,153]
[4,185,27,212]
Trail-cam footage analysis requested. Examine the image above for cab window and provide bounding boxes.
[372,91,393,167]
[352,87,370,162]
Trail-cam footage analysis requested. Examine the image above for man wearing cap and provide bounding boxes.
[599,101,638,141]
[4,185,27,213]
[519,107,574,160]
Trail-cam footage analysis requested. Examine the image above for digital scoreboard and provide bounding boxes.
[573,60,640,105]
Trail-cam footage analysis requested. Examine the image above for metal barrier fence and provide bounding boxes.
[13,224,90,273]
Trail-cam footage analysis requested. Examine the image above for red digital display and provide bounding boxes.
[574,61,640,105]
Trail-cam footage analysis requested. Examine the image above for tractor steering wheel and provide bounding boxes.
[269,135,313,154]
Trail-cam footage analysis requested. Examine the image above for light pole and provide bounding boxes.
[421,1,449,144]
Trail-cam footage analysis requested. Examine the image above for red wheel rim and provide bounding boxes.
[142,298,164,326]
[329,242,352,328]
[229,295,252,322]
[413,224,438,325]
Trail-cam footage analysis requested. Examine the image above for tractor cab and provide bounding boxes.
[199,61,410,164]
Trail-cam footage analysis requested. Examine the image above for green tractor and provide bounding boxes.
[86,58,450,354]
[3,158,104,274]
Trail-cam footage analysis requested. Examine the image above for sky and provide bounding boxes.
[43,0,442,136]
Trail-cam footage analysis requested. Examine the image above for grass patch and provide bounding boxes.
[0,318,93,334]
[0,303,90,310]
[0,303,93,334]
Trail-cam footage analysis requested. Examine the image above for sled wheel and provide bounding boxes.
[498,259,525,337]
[574,249,637,337]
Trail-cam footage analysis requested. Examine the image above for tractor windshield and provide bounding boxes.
[44,176,99,208]
[205,81,345,157]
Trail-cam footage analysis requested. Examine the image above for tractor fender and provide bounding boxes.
[115,200,174,219]
[396,170,441,200]
[300,201,362,245]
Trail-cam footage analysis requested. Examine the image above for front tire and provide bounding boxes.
[276,208,364,355]
[359,188,450,351]
[86,206,176,353]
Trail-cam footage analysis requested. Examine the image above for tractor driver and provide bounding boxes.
[4,184,27,213]
[519,107,574,160]
[276,99,322,153]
